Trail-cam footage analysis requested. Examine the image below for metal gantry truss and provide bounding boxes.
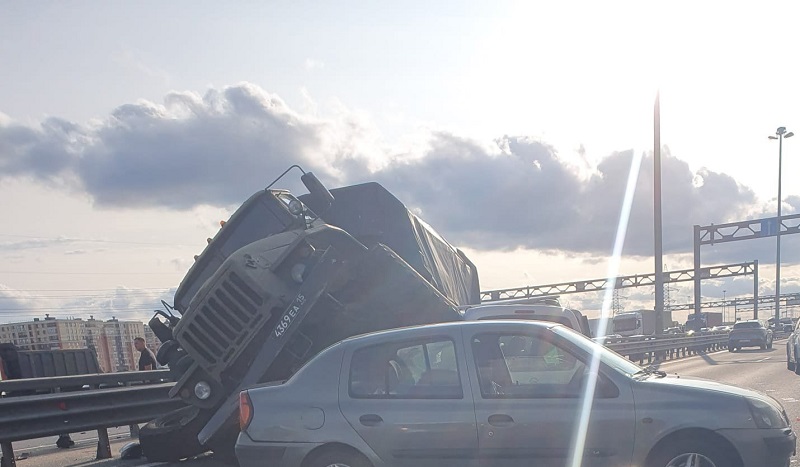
[694,213,800,319]
[667,291,800,313]
[481,261,756,303]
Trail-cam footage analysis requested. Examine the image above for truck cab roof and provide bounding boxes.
[459,303,590,336]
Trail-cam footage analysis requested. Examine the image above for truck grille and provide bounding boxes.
[179,270,270,371]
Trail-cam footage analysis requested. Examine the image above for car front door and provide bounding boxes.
[464,325,636,467]
[339,331,478,467]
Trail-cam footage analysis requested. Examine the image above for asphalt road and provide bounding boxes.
[12,338,799,466]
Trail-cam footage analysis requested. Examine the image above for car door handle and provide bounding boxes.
[488,414,514,426]
[359,414,384,426]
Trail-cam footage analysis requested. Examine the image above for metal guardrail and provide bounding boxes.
[602,331,790,365]
[0,369,171,394]
[606,333,728,364]
[0,370,181,467]
[0,383,182,443]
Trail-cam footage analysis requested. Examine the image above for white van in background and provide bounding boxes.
[459,298,592,337]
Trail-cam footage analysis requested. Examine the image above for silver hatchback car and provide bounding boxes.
[236,321,795,467]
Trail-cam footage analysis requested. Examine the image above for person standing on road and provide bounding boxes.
[134,337,157,371]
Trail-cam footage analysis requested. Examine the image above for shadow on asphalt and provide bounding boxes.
[649,346,779,369]
[699,346,779,365]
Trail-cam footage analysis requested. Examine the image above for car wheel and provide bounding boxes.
[648,439,734,467]
[306,448,372,467]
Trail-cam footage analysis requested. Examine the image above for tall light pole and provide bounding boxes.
[654,93,664,335]
[769,127,794,324]
[723,289,726,322]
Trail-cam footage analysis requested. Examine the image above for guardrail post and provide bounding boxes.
[96,428,112,460]
[1,442,16,467]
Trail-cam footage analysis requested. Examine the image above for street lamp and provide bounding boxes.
[768,126,794,324]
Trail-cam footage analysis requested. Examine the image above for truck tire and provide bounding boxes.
[156,340,180,366]
[139,406,210,462]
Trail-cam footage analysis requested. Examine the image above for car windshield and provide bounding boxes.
[551,325,642,377]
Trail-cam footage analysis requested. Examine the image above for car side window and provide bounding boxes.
[349,338,463,399]
[472,332,609,399]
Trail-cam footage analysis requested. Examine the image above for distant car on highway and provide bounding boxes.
[729,320,773,351]
[236,320,795,467]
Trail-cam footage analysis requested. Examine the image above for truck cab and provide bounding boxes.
[142,169,481,461]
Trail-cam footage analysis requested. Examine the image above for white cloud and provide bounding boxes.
[304,58,325,71]
[0,82,780,264]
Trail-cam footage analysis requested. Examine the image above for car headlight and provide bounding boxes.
[746,397,788,429]
[194,381,212,401]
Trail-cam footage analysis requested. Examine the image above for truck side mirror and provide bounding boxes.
[301,172,335,213]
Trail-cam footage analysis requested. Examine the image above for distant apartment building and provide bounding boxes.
[143,324,162,355]
[102,318,145,373]
[0,315,156,373]
[84,316,110,373]
[0,314,86,351]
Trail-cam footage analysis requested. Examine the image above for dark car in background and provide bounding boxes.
[786,321,800,374]
[729,320,773,352]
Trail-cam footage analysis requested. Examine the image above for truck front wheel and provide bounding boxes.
[140,406,210,462]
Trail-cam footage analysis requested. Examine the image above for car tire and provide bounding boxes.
[305,448,373,467]
[648,438,735,467]
[139,406,210,462]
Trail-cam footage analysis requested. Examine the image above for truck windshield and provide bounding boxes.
[612,317,639,332]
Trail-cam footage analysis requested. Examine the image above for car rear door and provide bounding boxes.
[339,329,478,467]
[463,324,636,467]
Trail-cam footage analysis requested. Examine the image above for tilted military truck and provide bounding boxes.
[141,167,480,462]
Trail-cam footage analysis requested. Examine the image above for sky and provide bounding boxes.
[2,1,800,325]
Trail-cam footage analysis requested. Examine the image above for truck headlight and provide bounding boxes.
[746,397,788,429]
[291,263,306,283]
[288,199,304,216]
[194,381,212,401]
